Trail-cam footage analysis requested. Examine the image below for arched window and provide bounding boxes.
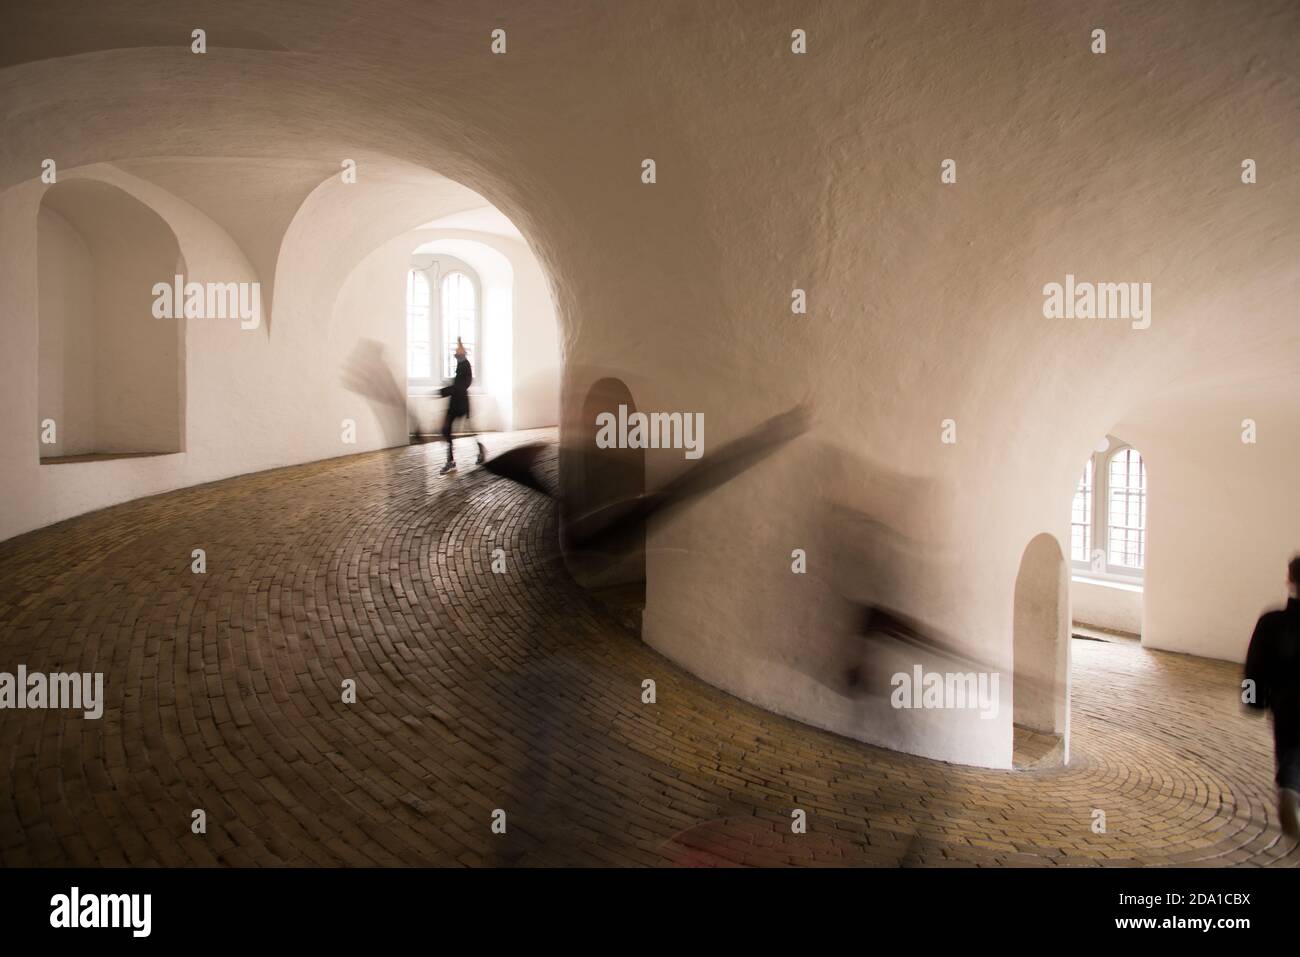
[406,268,433,380]
[1106,448,1146,572]
[1070,441,1146,581]
[406,257,482,386]
[441,270,477,378]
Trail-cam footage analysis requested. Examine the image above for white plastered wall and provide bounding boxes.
[1119,394,1300,663]
[0,0,1297,770]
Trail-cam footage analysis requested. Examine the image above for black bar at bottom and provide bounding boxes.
[0,866,1281,943]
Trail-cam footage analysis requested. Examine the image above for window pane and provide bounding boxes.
[442,271,477,378]
[1106,448,1146,571]
[1070,460,1092,563]
[406,269,432,380]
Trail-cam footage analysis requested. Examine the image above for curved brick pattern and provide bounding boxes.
[0,431,1296,867]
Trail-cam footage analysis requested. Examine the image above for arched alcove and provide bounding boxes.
[1012,532,1070,768]
[560,377,646,630]
[38,179,184,460]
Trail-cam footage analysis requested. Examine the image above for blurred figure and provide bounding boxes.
[339,339,404,409]
[439,337,485,474]
[481,402,811,554]
[1244,554,1300,839]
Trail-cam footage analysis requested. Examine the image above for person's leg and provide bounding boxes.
[440,408,456,472]
[1273,713,1300,839]
[462,412,486,464]
[472,417,485,464]
[1281,787,1300,840]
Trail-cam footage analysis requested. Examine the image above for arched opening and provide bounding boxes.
[561,377,646,634]
[1013,532,1070,768]
[38,179,185,461]
[398,229,559,439]
[1069,436,1146,641]
[405,251,492,437]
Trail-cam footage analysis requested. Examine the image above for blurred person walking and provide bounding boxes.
[1244,555,1300,839]
[439,337,485,474]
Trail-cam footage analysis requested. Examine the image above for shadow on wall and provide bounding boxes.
[747,439,1006,746]
[1013,532,1070,763]
[636,425,1018,767]
[496,391,811,637]
[340,338,410,434]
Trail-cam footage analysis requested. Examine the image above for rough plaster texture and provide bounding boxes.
[2,0,1297,768]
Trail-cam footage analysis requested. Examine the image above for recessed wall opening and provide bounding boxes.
[1070,435,1146,642]
[400,222,562,440]
[406,251,487,438]
[561,376,647,636]
[37,179,184,463]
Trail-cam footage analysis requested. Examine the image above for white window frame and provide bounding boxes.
[406,254,483,393]
[406,266,435,383]
[1070,458,1093,565]
[1104,446,1147,578]
[1070,442,1146,584]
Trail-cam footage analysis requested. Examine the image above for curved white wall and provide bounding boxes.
[2,0,1297,769]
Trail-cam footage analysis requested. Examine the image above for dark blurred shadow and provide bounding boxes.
[470,395,1037,864]
[340,337,412,436]
[483,402,810,551]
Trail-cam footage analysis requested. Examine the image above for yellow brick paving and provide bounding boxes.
[0,431,1295,867]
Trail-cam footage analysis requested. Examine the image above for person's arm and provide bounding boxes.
[1243,616,1271,711]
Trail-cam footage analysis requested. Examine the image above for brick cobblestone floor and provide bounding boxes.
[0,430,1296,866]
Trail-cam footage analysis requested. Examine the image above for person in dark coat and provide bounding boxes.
[1244,554,1300,839]
[439,337,485,474]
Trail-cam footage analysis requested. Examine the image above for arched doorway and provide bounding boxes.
[1012,532,1070,768]
[560,376,646,633]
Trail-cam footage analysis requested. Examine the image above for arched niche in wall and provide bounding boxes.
[38,180,185,460]
[561,377,647,616]
[1012,531,1070,767]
